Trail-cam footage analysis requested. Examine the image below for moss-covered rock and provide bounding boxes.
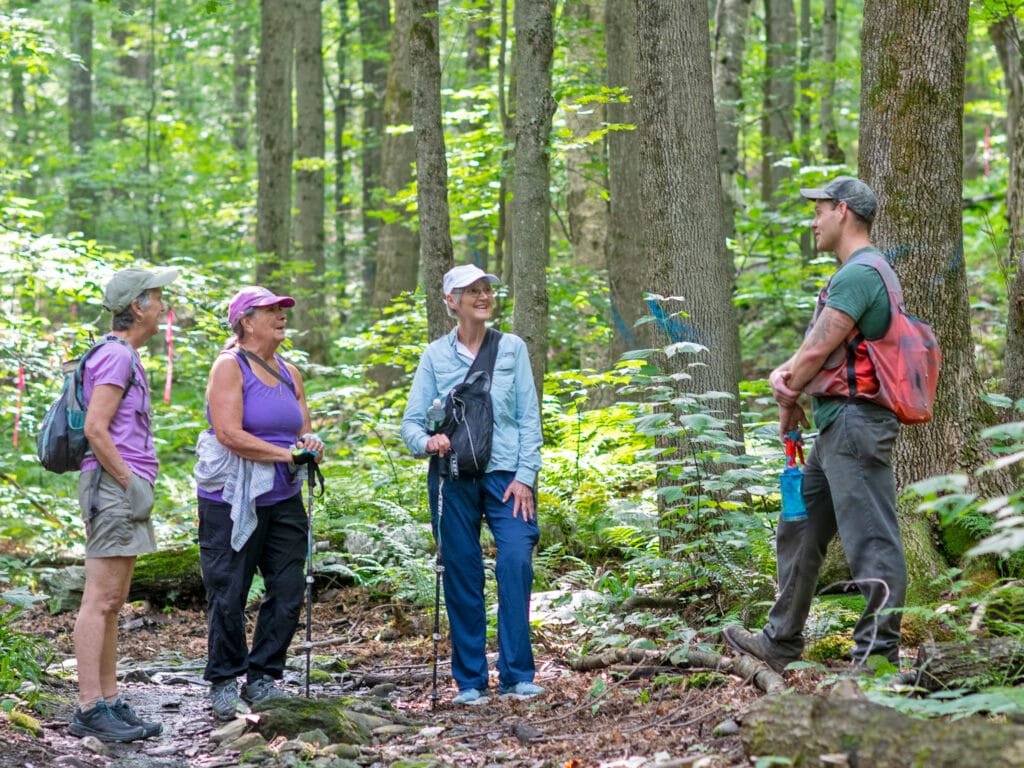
[254,699,372,745]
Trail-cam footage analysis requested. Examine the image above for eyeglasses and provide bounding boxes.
[462,285,495,297]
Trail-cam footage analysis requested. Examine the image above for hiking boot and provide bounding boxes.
[110,698,163,738]
[452,688,490,706]
[209,679,250,721]
[498,681,545,700]
[240,674,289,704]
[722,625,797,674]
[69,701,147,743]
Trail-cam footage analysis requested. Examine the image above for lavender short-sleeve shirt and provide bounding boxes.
[79,337,159,484]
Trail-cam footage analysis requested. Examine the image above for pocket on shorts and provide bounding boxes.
[126,473,155,522]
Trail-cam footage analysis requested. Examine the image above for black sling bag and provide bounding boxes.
[438,329,503,480]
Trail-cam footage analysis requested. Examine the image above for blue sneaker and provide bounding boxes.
[498,681,544,700]
[452,688,490,705]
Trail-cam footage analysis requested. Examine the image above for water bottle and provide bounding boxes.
[780,432,807,522]
[426,398,446,435]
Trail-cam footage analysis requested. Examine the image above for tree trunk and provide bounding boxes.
[332,0,351,308]
[741,694,1024,768]
[256,0,295,287]
[358,0,391,304]
[761,0,796,202]
[712,0,752,244]
[510,0,555,399]
[859,0,1005,585]
[633,0,743,418]
[991,17,1024,409]
[461,0,493,270]
[371,0,418,311]
[410,0,455,343]
[562,0,609,372]
[562,0,607,273]
[820,0,844,163]
[294,0,328,362]
[604,0,644,361]
[231,20,253,154]
[68,0,97,238]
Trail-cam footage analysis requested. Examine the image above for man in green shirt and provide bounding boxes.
[724,176,906,671]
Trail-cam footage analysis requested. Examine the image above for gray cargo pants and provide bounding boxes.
[763,400,906,664]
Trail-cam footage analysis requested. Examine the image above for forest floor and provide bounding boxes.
[0,586,835,768]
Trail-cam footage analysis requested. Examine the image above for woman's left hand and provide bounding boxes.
[503,479,535,521]
[297,434,325,464]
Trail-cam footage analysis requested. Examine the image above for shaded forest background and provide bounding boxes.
[1,0,1024,727]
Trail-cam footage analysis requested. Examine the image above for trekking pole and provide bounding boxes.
[430,469,445,709]
[294,450,324,698]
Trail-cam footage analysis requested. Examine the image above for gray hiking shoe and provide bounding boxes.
[722,625,797,673]
[209,679,251,721]
[110,698,163,738]
[240,674,289,704]
[69,701,146,743]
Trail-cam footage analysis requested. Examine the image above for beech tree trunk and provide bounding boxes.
[410,0,454,343]
[371,0,418,311]
[256,0,295,286]
[742,694,1024,768]
[294,0,327,361]
[510,0,556,398]
[604,0,644,360]
[634,0,742,421]
[859,0,1005,585]
[991,16,1024,409]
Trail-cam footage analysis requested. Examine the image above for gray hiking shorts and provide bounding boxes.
[78,469,158,558]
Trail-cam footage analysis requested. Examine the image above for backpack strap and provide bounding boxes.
[75,335,138,406]
[235,349,297,396]
[463,329,503,388]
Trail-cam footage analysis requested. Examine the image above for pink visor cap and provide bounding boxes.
[228,286,296,326]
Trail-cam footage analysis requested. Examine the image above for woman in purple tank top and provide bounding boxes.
[196,286,324,720]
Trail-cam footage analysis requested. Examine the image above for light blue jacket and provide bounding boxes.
[401,328,543,488]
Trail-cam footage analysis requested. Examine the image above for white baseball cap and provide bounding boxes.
[443,264,499,296]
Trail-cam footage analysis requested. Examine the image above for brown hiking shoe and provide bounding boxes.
[722,625,796,673]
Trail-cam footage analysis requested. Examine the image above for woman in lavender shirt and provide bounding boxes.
[195,286,323,721]
[71,267,177,743]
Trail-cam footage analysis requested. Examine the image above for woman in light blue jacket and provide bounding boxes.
[401,264,543,706]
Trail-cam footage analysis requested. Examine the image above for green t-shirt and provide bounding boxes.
[810,248,891,431]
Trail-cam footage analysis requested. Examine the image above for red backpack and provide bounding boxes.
[804,251,941,424]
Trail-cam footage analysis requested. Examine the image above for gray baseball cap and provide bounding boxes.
[800,176,877,222]
[103,267,179,313]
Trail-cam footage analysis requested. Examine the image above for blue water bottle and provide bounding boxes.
[780,431,807,522]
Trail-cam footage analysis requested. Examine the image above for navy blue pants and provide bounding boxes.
[198,493,307,684]
[428,467,540,692]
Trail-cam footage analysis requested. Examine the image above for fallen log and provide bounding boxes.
[909,637,1024,691]
[36,545,205,613]
[741,694,1024,768]
[569,646,786,694]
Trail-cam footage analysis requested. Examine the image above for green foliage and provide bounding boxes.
[0,596,52,708]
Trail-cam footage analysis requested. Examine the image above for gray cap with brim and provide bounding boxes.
[103,267,179,313]
[799,175,877,222]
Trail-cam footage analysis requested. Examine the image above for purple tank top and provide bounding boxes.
[197,351,304,505]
